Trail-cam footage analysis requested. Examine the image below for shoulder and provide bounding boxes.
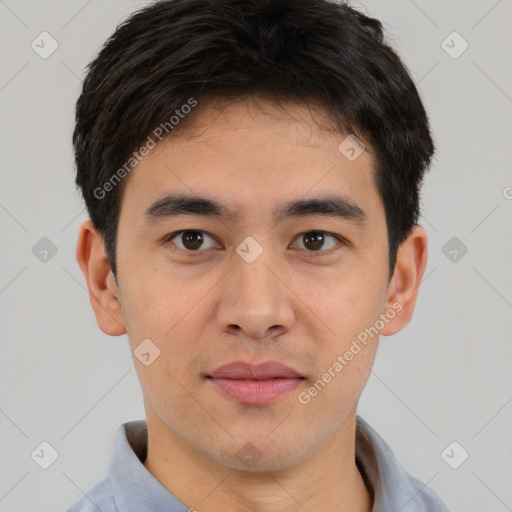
[355,416,451,511]
[65,476,117,512]
[401,470,451,511]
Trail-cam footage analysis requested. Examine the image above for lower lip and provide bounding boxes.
[208,377,303,405]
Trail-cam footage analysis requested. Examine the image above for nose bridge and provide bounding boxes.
[234,238,281,308]
[217,236,295,338]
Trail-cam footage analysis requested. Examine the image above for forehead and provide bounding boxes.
[119,97,385,227]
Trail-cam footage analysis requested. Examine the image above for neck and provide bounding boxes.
[142,410,373,512]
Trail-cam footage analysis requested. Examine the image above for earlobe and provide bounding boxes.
[380,225,428,337]
[76,220,127,336]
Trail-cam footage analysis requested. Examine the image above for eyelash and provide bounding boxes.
[162,230,347,256]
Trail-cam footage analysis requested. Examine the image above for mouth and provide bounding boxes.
[206,376,306,381]
[206,360,305,405]
[206,377,305,405]
[207,360,304,380]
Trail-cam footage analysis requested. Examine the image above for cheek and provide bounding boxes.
[298,270,384,400]
[303,336,378,409]
[136,359,203,431]
[120,275,213,383]
[118,258,201,340]
[302,268,385,335]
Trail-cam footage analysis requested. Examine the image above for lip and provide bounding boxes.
[209,361,303,380]
[207,361,305,405]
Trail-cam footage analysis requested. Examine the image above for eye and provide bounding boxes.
[164,230,219,252]
[291,230,345,253]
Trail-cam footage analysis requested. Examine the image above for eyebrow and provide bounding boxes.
[143,193,367,227]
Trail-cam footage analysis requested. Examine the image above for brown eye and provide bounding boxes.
[167,230,217,252]
[181,231,203,250]
[303,231,325,251]
[293,230,342,253]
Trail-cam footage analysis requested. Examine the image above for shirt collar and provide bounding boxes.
[108,416,441,512]
[108,420,188,511]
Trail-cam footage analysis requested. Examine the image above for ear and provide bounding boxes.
[380,225,428,336]
[76,219,127,336]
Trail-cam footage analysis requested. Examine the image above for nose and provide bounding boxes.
[215,247,296,340]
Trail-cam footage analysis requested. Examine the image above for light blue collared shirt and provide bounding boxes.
[66,415,450,511]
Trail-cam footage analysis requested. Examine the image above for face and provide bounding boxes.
[92,97,414,472]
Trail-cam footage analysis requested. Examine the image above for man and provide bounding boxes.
[68,0,450,510]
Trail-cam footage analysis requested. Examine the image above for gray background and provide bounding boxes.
[0,0,511,511]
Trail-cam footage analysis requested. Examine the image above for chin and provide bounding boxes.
[210,437,305,474]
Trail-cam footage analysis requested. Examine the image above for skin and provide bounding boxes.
[76,96,428,512]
